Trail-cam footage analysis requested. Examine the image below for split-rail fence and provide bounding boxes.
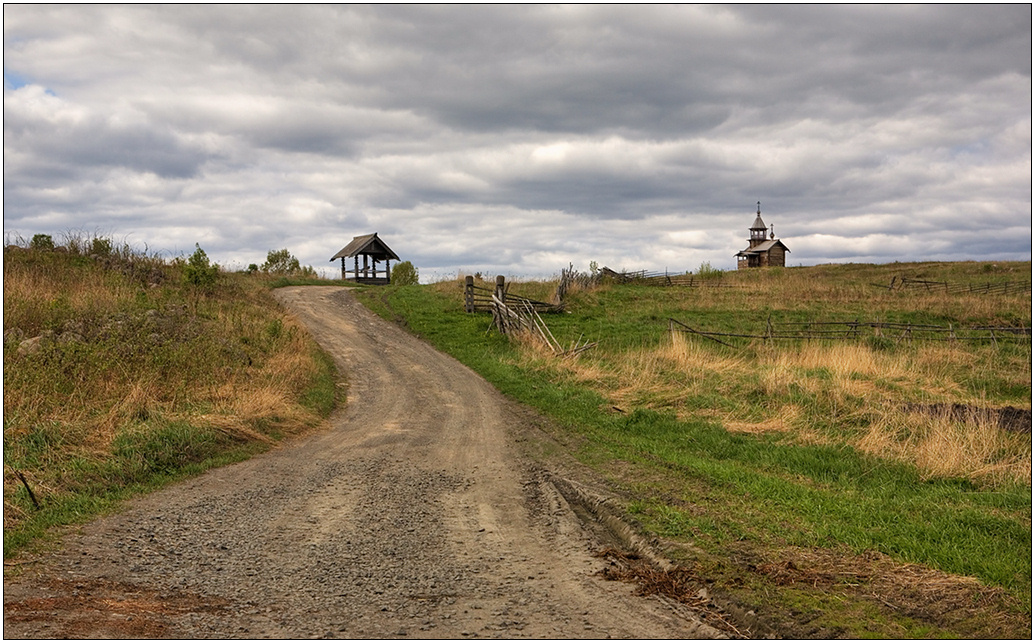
[598,267,736,288]
[463,275,561,314]
[669,317,1031,348]
[874,276,1031,295]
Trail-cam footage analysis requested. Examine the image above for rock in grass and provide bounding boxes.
[17,331,56,357]
[59,331,85,345]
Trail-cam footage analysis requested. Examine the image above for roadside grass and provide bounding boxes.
[354,262,1031,637]
[3,238,341,558]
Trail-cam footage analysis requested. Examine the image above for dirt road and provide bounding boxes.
[4,287,719,638]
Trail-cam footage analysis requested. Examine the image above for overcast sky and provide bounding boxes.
[4,5,1032,280]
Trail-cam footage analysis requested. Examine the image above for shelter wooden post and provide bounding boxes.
[386,258,391,284]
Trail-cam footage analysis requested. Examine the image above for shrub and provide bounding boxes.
[183,243,218,288]
[30,234,55,251]
[696,261,724,280]
[261,249,301,275]
[391,261,419,286]
[90,237,113,257]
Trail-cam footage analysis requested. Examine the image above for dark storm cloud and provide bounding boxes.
[3,5,1030,277]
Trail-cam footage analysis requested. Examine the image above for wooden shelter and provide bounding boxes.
[330,233,400,285]
[736,202,789,269]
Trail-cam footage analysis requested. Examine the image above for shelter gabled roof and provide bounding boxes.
[330,233,400,262]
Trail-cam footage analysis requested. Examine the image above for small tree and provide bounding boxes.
[183,243,218,288]
[391,261,419,286]
[261,248,302,275]
[696,261,724,280]
[30,234,55,251]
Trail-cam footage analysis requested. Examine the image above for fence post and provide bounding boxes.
[495,275,506,306]
[465,275,475,313]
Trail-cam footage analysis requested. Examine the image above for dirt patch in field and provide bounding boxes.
[902,403,1032,433]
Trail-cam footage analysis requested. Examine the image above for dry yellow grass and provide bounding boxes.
[4,245,336,535]
[858,407,1031,486]
[528,326,1029,487]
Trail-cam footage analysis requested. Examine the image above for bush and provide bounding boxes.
[391,261,419,286]
[261,249,301,275]
[90,237,113,257]
[30,234,55,251]
[696,261,724,280]
[183,243,218,288]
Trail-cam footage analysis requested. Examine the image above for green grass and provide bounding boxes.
[354,265,1031,636]
[4,420,267,557]
[299,346,340,417]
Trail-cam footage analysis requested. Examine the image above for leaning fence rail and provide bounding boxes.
[669,317,1031,347]
[490,294,595,357]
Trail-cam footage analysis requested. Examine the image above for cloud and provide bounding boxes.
[3,5,1030,278]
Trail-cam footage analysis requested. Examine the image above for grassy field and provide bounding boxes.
[3,238,340,557]
[355,260,1031,638]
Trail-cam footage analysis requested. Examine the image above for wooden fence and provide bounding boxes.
[464,275,561,314]
[599,267,736,288]
[487,292,595,357]
[556,263,599,302]
[669,317,1031,348]
[874,276,1032,295]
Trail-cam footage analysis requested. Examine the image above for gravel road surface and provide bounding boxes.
[4,286,718,639]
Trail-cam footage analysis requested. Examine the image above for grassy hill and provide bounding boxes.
[355,260,1032,638]
[5,240,1030,637]
[3,237,340,557]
